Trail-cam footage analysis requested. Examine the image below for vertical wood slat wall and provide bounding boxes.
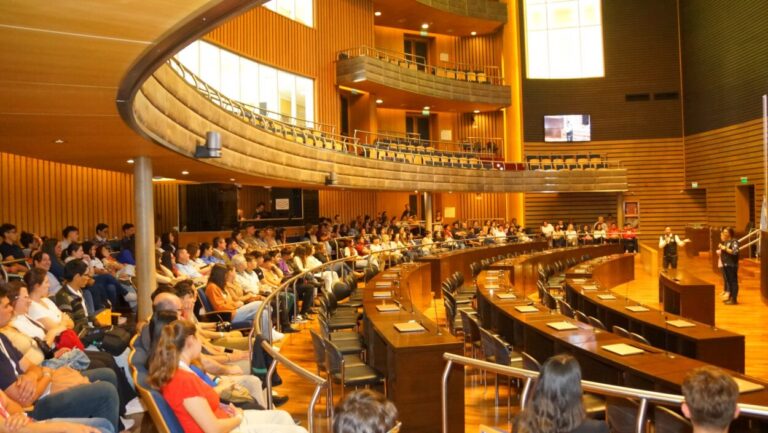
[524,138,707,241]
[204,0,375,128]
[684,118,765,228]
[0,152,134,239]
[0,152,182,240]
[318,190,377,223]
[434,192,507,224]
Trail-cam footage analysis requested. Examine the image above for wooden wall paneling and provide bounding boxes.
[375,108,407,134]
[375,191,412,221]
[684,118,765,229]
[525,138,706,241]
[318,189,377,222]
[205,0,375,129]
[525,192,616,229]
[153,182,180,235]
[454,31,503,71]
[0,152,136,240]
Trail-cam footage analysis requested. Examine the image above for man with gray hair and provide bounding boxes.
[233,254,260,295]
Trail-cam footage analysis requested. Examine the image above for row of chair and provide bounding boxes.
[526,154,609,170]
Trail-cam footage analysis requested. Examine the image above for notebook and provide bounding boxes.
[547,321,578,331]
[515,305,539,313]
[626,305,650,312]
[485,284,500,290]
[485,277,499,282]
[381,274,397,279]
[581,285,598,291]
[666,319,696,328]
[496,293,517,300]
[375,281,392,287]
[571,278,587,284]
[602,343,645,356]
[598,294,617,300]
[376,304,400,312]
[733,377,766,394]
[394,322,426,333]
[373,291,392,298]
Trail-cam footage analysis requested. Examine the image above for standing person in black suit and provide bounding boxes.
[513,354,608,433]
[718,227,739,305]
[659,227,690,270]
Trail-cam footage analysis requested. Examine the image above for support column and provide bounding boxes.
[502,0,525,225]
[134,156,157,320]
[616,192,625,228]
[424,192,434,233]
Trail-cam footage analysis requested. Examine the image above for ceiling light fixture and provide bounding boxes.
[470,31,477,36]
[423,106,430,110]
[53,138,65,144]
[230,178,236,182]
[374,11,382,16]
[126,159,135,164]
[421,23,429,29]
[181,170,189,175]
[473,110,480,114]
[376,99,384,104]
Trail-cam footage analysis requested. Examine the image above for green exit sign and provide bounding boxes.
[691,181,698,189]
[741,177,748,184]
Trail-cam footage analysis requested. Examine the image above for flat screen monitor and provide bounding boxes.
[544,114,591,142]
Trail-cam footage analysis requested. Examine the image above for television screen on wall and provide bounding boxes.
[544,114,591,142]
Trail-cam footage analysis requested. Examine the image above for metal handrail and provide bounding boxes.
[441,353,768,433]
[739,228,760,244]
[338,45,504,86]
[166,57,505,171]
[353,129,501,160]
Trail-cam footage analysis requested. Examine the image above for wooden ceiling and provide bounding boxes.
[0,0,282,186]
[372,0,506,37]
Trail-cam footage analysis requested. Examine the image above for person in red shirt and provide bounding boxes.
[148,319,306,433]
[621,223,638,253]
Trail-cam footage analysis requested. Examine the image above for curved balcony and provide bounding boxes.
[373,0,507,36]
[337,47,511,111]
[129,57,627,193]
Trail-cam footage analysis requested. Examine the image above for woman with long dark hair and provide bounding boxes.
[205,265,269,337]
[148,320,305,433]
[514,354,607,433]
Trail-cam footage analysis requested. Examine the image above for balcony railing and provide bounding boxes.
[338,46,504,86]
[354,129,503,159]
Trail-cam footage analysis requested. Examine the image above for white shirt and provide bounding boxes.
[47,272,62,296]
[10,315,46,340]
[176,261,202,279]
[541,224,554,237]
[28,298,63,325]
[236,270,260,295]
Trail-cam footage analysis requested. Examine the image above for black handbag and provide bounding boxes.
[100,326,131,356]
[33,337,55,360]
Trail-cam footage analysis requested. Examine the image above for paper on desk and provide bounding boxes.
[602,343,645,356]
[547,321,578,331]
[496,293,516,300]
[376,304,400,312]
[625,305,650,312]
[581,285,598,291]
[394,322,426,333]
[381,274,397,279]
[733,377,766,394]
[598,294,617,300]
[666,319,695,328]
[515,305,540,313]
[375,281,392,287]
[373,291,392,298]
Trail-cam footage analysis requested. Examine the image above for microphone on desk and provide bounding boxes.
[663,314,675,359]
[407,282,415,315]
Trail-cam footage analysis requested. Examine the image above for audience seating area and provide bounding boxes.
[526,153,611,170]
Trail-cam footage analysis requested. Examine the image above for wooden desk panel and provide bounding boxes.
[417,241,546,298]
[363,264,464,433]
[476,282,767,410]
[658,270,715,326]
[565,256,744,372]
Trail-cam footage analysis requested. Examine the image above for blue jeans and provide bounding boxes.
[233,301,271,339]
[41,418,115,433]
[30,368,120,431]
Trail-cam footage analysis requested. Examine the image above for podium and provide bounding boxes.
[659,270,715,326]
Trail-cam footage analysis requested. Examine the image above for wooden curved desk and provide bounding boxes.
[564,255,744,372]
[417,240,547,298]
[475,249,766,415]
[362,263,464,433]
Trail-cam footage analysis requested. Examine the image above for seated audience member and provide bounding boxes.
[187,243,212,271]
[0,224,28,274]
[212,237,232,265]
[148,319,306,433]
[59,226,79,251]
[120,223,135,244]
[20,231,42,260]
[579,225,593,245]
[551,223,566,248]
[161,232,177,255]
[24,268,74,332]
[53,260,96,334]
[565,224,579,247]
[204,265,272,338]
[3,280,137,417]
[31,252,62,296]
[156,251,182,285]
[0,388,114,433]
[64,243,127,312]
[333,390,399,433]
[0,283,121,431]
[41,239,65,281]
[682,366,739,433]
[257,253,284,290]
[621,223,637,253]
[116,237,136,266]
[92,223,110,245]
[606,223,621,244]
[176,247,207,283]
[242,223,260,250]
[513,354,607,433]
[233,255,260,295]
[200,242,223,266]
